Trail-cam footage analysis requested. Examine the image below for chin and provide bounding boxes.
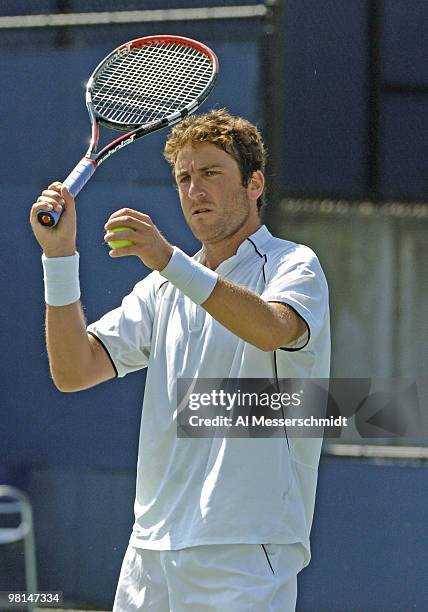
[189,219,220,241]
[191,228,215,242]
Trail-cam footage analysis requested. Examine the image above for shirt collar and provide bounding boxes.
[194,225,272,271]
[236,224,272,257]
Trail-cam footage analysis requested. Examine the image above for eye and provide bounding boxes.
[205,170,219,177]
[178,174,190,184]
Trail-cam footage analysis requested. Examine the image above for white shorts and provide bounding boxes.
[113,542,305,612]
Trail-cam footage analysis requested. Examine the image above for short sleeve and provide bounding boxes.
[261,246,329,350]
[87,272,160,377]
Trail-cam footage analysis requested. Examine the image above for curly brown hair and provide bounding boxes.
[163,109,267,211]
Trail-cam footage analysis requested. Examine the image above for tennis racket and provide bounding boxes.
[37,35,219,227]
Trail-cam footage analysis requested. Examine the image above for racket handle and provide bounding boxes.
[63,157,96,199]
[37,207,63,228]
[37,158,96,227]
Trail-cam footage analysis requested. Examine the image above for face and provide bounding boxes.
[174,142,261,244]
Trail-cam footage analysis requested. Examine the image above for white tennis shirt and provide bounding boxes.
[87,225,330,565]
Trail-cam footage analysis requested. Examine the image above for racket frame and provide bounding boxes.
[37,35,219,227]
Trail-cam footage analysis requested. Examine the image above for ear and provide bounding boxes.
[247,170,265,203]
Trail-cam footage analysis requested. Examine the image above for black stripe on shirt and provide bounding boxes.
[87,331,118,378]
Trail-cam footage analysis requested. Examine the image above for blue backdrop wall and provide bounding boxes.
[1,26,262,469]
[1,2,427,610]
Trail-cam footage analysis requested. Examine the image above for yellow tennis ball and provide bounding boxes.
[107,226,134,249]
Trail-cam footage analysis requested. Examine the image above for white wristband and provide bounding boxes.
[42,252,81,306]
[160,247,218,305]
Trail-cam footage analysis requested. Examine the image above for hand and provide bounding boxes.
[30,182,77,257]
[104,208,174,271]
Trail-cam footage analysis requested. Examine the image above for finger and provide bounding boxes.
[61,185,75,205]
[30,201,53,223]
[33,201,55,213]
[104,228,136,241]
[106,208,152,225]
[108,244,136,258]
[105,217,153,234]
[47,181,63,192]
[37,196,65,212]
[30,201,63,225]
[39,191,65,204]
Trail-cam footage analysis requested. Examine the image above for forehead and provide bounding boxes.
[174,142,238,174]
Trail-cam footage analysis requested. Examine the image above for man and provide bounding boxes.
[30,109,330,611]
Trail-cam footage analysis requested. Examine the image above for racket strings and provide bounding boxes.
[91,42,214,126]
[109,46,210,123]
[109,48,195,121]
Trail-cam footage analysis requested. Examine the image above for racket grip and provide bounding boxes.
[37,158,96,228]
[37,207,63,227]
[63,157,96,199]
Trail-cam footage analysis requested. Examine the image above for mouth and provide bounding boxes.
[191,207,212,217]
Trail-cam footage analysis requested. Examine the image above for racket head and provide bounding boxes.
[86,35,219,133]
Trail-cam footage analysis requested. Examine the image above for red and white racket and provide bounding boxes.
[37,35,219,227]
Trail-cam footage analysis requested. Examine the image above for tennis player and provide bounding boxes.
[30,109,330,611]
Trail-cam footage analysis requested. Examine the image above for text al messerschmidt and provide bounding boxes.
[188,415,349,428]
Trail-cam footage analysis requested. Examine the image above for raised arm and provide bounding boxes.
[30,182,115,391]
[103,209,307,352]
[201,278,306,352]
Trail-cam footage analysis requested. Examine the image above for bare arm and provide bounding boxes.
[202,278,307,352]
[45,302,115,392]
[104,209,307,352]
[30,182,115,392]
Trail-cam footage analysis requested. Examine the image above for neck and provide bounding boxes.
[202,219,261,270]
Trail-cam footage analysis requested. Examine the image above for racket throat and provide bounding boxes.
[98,133,137,165]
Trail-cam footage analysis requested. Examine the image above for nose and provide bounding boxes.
[188,175,206,199]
